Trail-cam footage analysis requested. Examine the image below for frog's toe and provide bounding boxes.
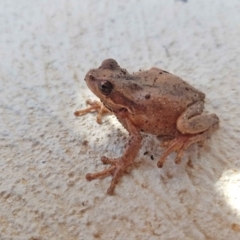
[86,165,116,180]
[85,158,127,195]
[157,135,189,168]
[107,168,124,195]
[158,127,216,168]
[101,156,116,165]
[74,99,111,124]
[174,148,185,164]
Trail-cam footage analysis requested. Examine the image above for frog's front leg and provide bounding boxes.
[158,101,219,168]
[86,113,142,195]
[74,99,111,124]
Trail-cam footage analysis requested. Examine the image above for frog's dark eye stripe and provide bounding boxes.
[99,80,113,95]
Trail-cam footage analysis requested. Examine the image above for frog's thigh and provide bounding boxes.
[176,101,219,135]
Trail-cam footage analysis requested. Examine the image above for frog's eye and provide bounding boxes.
[99,80,113,95]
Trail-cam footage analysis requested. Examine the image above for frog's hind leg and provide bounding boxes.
[74,100,111,124]
[176,101,219,135]
[157,101,219,168]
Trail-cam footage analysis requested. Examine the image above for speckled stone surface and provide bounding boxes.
[1,0,240,239]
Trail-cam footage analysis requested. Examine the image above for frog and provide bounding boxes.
[74,59,219,195]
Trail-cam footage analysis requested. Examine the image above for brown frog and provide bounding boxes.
[74,59,219,195]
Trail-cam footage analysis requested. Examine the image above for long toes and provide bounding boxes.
[74,110,87,116]
[158,137,188,168]
[174,148,185,164]
[107,169,123,195]
[107,178,117,195]
[85,156,130,195]
[85,165,115,181]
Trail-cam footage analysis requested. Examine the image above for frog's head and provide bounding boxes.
[84,59,139,113]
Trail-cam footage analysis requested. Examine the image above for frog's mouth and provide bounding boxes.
[102,99,132,114]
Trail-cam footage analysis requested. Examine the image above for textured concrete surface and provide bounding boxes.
[1,0,240,239]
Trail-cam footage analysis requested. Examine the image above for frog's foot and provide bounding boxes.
[157,135,190,168]
[157,124,218,168]
[86,156,129,195]
[74,100,111,124]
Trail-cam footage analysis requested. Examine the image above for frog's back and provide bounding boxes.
[134,68,205,104]
[125,68,206,136]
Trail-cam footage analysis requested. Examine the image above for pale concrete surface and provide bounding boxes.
[1,0,240,239]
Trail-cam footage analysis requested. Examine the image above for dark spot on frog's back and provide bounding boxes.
[145,94,151,99]
[127,82,143,91]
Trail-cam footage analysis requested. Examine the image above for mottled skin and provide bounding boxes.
[75,59,219,194]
